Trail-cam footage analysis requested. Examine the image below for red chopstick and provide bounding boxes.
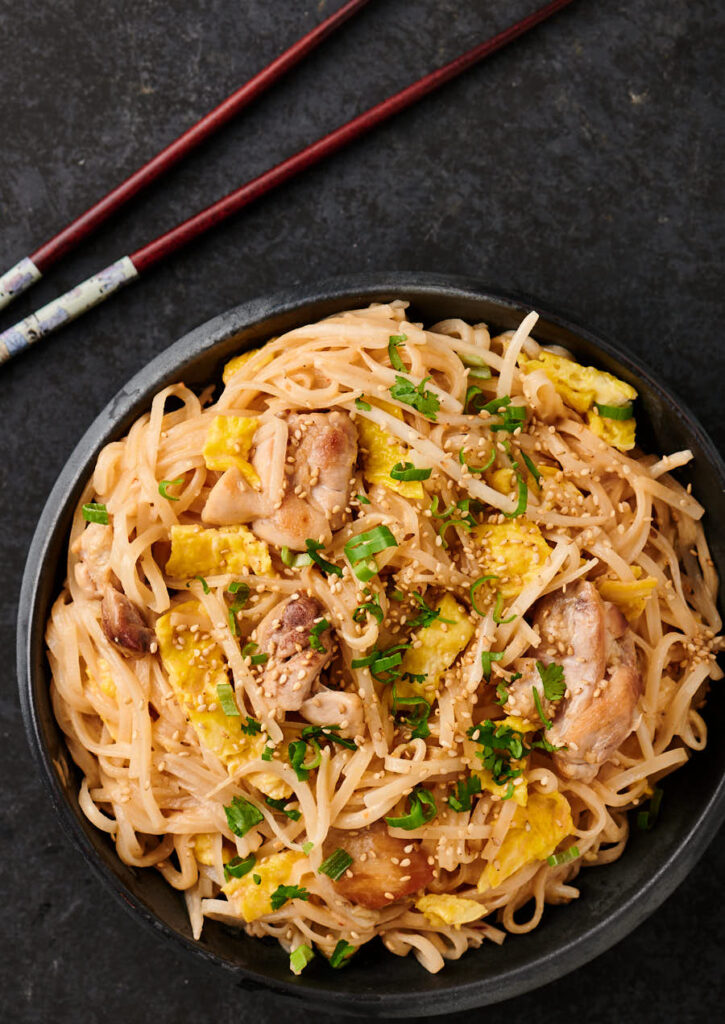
[0,0,371,312]
[0,0,577,366]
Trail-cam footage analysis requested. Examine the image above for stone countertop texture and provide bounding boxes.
[1,1,724,1021]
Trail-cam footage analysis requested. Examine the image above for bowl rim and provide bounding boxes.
[17,271,725,1015]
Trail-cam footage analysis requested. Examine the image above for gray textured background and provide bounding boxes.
[2,0,724,1021]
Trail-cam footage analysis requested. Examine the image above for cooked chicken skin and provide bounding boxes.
[504,581,642,781]
[255,594,332,711]
[203,410,357,550]
[323,821,433,909]
[101,585,156,658]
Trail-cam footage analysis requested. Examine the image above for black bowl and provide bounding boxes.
[17,273,725,1016]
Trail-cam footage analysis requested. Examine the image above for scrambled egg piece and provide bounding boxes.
[155,601,289,799]
[488,468,516,496]
[222,346,274,385]
[598,567,657,622]
[399,593,474,699]
[86,657,116,700]
[473,519,553,600]
[357,398,425,501]
[203,416,260,486]
[165,524,271,579]
[521,351,637,451]
[586,408,636,451]
[416,893,487,928]
[222,851,305,922]
[194,833,232,867]
[478,791,573,892]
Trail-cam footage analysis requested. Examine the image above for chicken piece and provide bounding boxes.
[323,821,433,910]
[203,410,357,550]
[72,523,114,598]
[534,581,607,689]
[255,595,332,711]
[299,686,364,739]
[101,585,156,658]
[549,602,642,780]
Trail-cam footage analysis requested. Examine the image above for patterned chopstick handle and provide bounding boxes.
[0,257,138,365]
[0,257,42,312]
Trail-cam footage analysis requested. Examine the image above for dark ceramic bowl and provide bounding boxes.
[18,274,725,1016]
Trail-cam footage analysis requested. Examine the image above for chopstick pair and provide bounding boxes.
[0,0,577,366]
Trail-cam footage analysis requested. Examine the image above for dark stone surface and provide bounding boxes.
[1,1,723,1021]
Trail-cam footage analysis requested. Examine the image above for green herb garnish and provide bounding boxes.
[224,796,264,837]
[270,884,310,911]
[388,333,407,371]
[241,716,262,736]
[385,786,437,830]
[492,591,516,625]
[305,539,343,577]
[467,720,529,786]
[390,461,431,482]
[392,686,431,739]
[309,618,330,652]
[409,591,454,630]
[595,401,634,420]
[389,374,440,421]
[470,575,498,616]
[81,502,109,525]
[223,854,256,882]
[536,661,566,701]
[352,594,384,624]
[216,682,240,717]
[458,446,496,474]
[194,575,210,593]
[481,650,504,680]
[447,774,482,813]
[158,477,184,501]
[266,795,301,821]
[637,786,663,830]
[329,940,356,968]
[355,397,372,411]
[318,848,353,881]
[280,546,313,568]
[547,845,580,867]
[289,944,315,975]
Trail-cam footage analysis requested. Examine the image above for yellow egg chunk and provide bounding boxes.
[222,346,273,385]
[416,893,488,928]
[203,415,260,486]
[586,409,637,452]
[478,791,573,892]
[194,833,233,867]
[473,519,553,600]
[86,657,116,700]
[222,851,305,922]
[597,572,658,622]
[165,524,272,579]
[155,601,290,799]
[488,468,516,496]
[399,593,474,699]
[357,398,425,501]
[537,465,583,509]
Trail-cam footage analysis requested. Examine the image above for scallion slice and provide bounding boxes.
[595,401,634,420]
[318,847,353,881]
[158,477,184,501]
[81,502,109,525]
[481,650,504,680]
[547,845,580,866]
[329,940,356,968]
[470,575,498,616]
[289,944,315,975]
[216,682,240,717]
[520,451,541,484]
[305,539,343,577]
[385,786,437,830]
[492,591,516,625]
[390,461,431,481]
[280,546,313,568]
[223,854,256,882]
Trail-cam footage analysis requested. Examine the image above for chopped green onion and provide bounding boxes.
[228,581,250,612]
[216,682,240,717]
[241,716,262,736]
[304,539,343,577]
[352,643,410,682]
[345,525,398,563]
[228,609,238,636]
[280,546,313,568]
[270,884,310,911]
[194,575,210,593]
[223,854,256,882]
[309,618,330,652]
[288,737,322,781]
[318,848,353,881]
[495,682,509,706]
[289,944,315,975]
[352,595,384,624]
[637,786,663,830]
[520,451,541,484]
[329,940,357,968]
[532,686,552,730]
[547,845,580,866]
[458,446,495,474]
[466,363,492,380]
[356,493,371,505]
[447,775,482,813]
[302,841,314,855]
[470,575,498,616]
[261,744,273,762]
[389,589,404,602]
[301,725,357,751]
[388,333,407,371]
[81,502,109,525]
[467,720,529,786]
[392,687,431,739]
[385,786,437,830]
[253,874,262,885]
[493,591,516,625]
[480,396,512,414]
[481,650,504,680]
[491,404,527,433]
[158,477,184,501]
[390,461,431,481]
[355,397,372,411]
[266,796,301,821]
[224,796,264,838]
[502,468,528,519]
[389,375,440,421]
[595,401,634,420]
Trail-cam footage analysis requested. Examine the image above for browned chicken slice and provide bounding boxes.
[323,821,433,910]
[502,581,642,781]
[299,686,364,739]
[101,585,156,658]
[549,601,642,780]
[203,410,357,550]
[72,522,114,598]
[255,594,332,711]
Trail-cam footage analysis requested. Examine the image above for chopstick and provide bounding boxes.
[0,0,577,367]
[0,0,372,314]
